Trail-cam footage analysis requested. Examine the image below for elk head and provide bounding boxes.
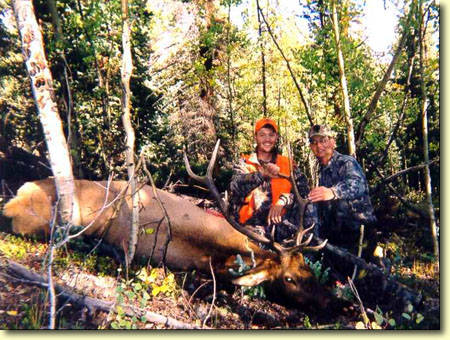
[184,140,329,308]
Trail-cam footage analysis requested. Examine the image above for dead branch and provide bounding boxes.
[347,277,370,329]
[1,259,203,329]
[203,256,216,328]
[370,158,439,194]
[371,54,416,171]
[372,166,432,219]
[282,220,422,308]
[140,152,173,272]
[257,6,314,125]
[355,1,414,148]
[314,234,422,308]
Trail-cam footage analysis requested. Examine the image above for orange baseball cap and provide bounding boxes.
[254,118,278,134]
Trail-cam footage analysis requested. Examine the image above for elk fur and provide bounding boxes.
[3,178,329,307]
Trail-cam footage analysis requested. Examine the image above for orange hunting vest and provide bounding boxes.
[238,154,292,224]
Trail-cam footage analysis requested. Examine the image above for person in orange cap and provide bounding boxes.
[229,118,316,244]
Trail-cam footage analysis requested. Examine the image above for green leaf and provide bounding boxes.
[402,313,411,320]
[126,290,136,299]
[145,228,155,234]
[407,303,413,313]
[415,313,424,324]
[388,319,396,327]
[374,311,384,325]
[142,290,151,300]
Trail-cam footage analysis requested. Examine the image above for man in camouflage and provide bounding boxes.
[307,124,376,278]
[229,118,317,244]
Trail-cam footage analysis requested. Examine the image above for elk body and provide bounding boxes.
[2,143,329,309]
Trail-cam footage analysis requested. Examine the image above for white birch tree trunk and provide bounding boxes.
[13,0,75,226]
[120,0,139,265]
[13,0,76,329]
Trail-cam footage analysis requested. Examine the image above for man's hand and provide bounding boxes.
[267,204,284,225]
[259,163,280,178]
[308,186,336,202]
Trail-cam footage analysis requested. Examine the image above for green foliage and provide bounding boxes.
[303,315,312,329]
[372,304,424,330]
[0,234,47,260]
[19,291,47,330]
[305,257,330,285]
[110,267,179,329]
[0,1,440,329]
[229,254,266,299]
[332,280,354,302]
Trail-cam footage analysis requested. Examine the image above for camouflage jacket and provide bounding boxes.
[229,153,318,243]
[316,151,376,235]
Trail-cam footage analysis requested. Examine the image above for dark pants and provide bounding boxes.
[320,223,362,281]
[320,222,379,282]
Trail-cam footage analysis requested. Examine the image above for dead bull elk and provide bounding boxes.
[2,141,329,308]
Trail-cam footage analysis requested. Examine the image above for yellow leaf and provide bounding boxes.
[358,269,367,279]
[7,310,18,316]
[371,321,382,329]
[355,321,367,329]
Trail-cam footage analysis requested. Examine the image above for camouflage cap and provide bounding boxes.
[308,124,336,139]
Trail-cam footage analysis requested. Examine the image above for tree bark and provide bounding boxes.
[355,2,414,148]
[2,259,203,329]
[371,55,415,172]
[331,0,356,157]
[120,0,139,265]
[257,6,314,126]
[256,0,267,116]
[418,0,439,264]
[46,0,84,179]
[225,3,236,154]
[370,157,438,194]
[13,0,75,226]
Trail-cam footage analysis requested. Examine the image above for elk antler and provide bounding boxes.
[183,140,272,247]
[184,139,327,254]
[284,141,328,253]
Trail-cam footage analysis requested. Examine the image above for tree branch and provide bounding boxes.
[355,3,414,147]
[370,158,439,194]
[1,259,203,329]
[257,6,314,125]
[369,54,416,173]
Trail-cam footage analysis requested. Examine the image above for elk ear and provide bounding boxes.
[232,269,270,286]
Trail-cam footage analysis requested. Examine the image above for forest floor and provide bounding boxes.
[0,189,440,330]
[0,225,440,330]
[0,231,357,330]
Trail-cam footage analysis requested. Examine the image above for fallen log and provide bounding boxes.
[0,259,203,329]
[313,235,423,310]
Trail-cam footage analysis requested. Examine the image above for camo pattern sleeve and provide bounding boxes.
[319,151,376,225]
[228,157,265,218]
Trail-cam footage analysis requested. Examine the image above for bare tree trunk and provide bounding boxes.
[13,0,75,226]
[225,3,236,155]
[257,6,314,126]
[120,0,139,265]
[256,0,267,115]
[418,0,439,265]
[355,1,414,148]
[372,55,415,172]
[331,0,356,157]
[13,0,76,329]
